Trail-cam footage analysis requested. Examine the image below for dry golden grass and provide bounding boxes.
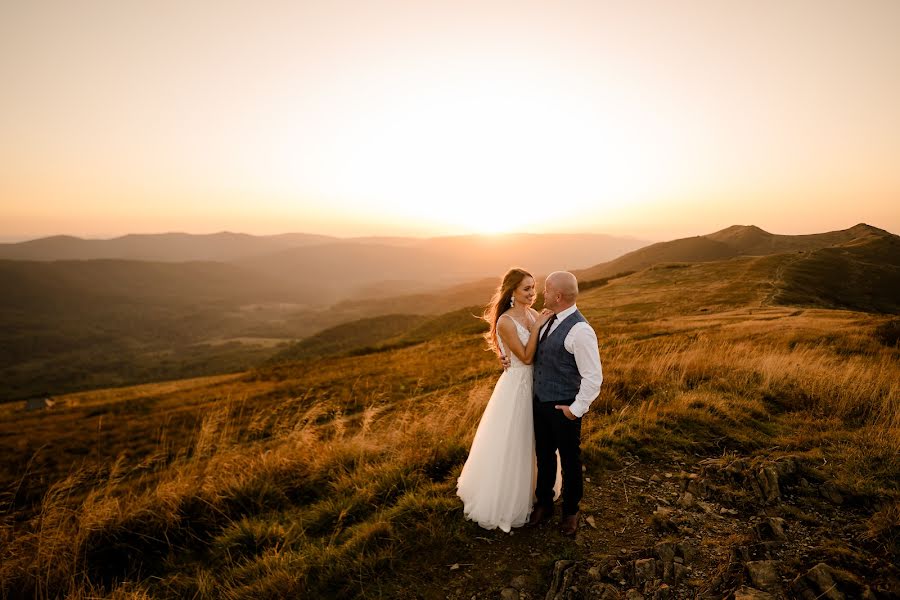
[1,259,898,598]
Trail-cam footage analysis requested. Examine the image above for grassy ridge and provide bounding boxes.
[2,307,895,598]
[1,246,898,598]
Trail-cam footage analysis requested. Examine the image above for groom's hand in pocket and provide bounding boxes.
[555,405,577,420]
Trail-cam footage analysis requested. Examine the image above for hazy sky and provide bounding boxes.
[1,0,898,241]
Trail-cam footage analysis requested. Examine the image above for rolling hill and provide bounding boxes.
[1,222,896,599]
[0,258,297,307]
[578,223,894,281]
[774,231,900,313]
[0,260,315,401]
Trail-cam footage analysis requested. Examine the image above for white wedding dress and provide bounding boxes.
[456,315,561,532]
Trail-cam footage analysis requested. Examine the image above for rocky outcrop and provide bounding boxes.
[789,562,879,600]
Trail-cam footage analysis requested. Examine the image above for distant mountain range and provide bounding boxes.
[1,223,895,401]
[0,232,336,262]
[0,232,651,304]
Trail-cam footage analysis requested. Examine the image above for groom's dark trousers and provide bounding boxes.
[533,397,582,515]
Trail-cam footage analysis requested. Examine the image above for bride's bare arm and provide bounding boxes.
[497,313,553,365]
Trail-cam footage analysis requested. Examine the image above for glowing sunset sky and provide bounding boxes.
[1,0,898,241]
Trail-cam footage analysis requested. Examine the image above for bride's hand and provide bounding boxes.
[536,309,555,326]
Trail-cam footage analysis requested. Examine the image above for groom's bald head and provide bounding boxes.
[543,271,578,311]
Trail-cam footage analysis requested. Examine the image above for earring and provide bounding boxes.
[510,297,515,308]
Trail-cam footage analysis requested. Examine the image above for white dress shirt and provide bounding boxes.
[537,304,603,418]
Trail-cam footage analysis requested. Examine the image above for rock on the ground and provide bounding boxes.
[745,560,781,592]
[632,558,656,584]
[545,560,577,600]
[753,466,781,504]
[789,562,868,600]
[820,482,845,505]
[500,587,520,600]
[733,586,776,600]
[587,583,622,599]
[755,517,787,541]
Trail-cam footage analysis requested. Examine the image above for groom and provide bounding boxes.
[527,271,603,535]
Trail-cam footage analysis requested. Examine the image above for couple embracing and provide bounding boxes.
[457,269,603,536]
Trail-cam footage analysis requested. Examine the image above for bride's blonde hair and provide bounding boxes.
[483,267,533,355]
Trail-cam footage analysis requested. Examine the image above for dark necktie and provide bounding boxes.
[539,314,557,343]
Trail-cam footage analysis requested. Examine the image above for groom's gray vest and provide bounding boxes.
[533,310,586,404]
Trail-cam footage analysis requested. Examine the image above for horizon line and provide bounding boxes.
[1,221,891,245]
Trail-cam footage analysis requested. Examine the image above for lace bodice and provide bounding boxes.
[497,314,533,369]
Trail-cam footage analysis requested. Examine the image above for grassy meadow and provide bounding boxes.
[1,256,898,598]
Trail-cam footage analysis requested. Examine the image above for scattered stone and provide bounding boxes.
[755,517,787,541]
[584,583,622,600]
[820,482,845,505]
[774,457,797,479]
[664,472,673,478]
[588,583,622,599]
[734,546,751,563]
[655,542,675,563]
[733,587,776,600]
[686,478,706,497]
[624,590,644,600]
[545,560,577,600]
[510,575,528,590]
[789,562,864,600]
[746,560,781,592]
[650,506,678,533]
[673,563,688,584]
[585,515,598,529]
[678,492,695,508]
[650,474,662,483]
[500,587,520,600]
[676,541,695,563]
[633,558,656,584]
[610,563,625,582]
[754,466,781,504]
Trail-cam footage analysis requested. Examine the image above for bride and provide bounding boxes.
[456,268,557,532]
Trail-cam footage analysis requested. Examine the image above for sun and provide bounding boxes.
[267,58,682,234]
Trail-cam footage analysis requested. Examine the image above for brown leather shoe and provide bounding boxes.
[559,511,580,536]
[528,505,553,527]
